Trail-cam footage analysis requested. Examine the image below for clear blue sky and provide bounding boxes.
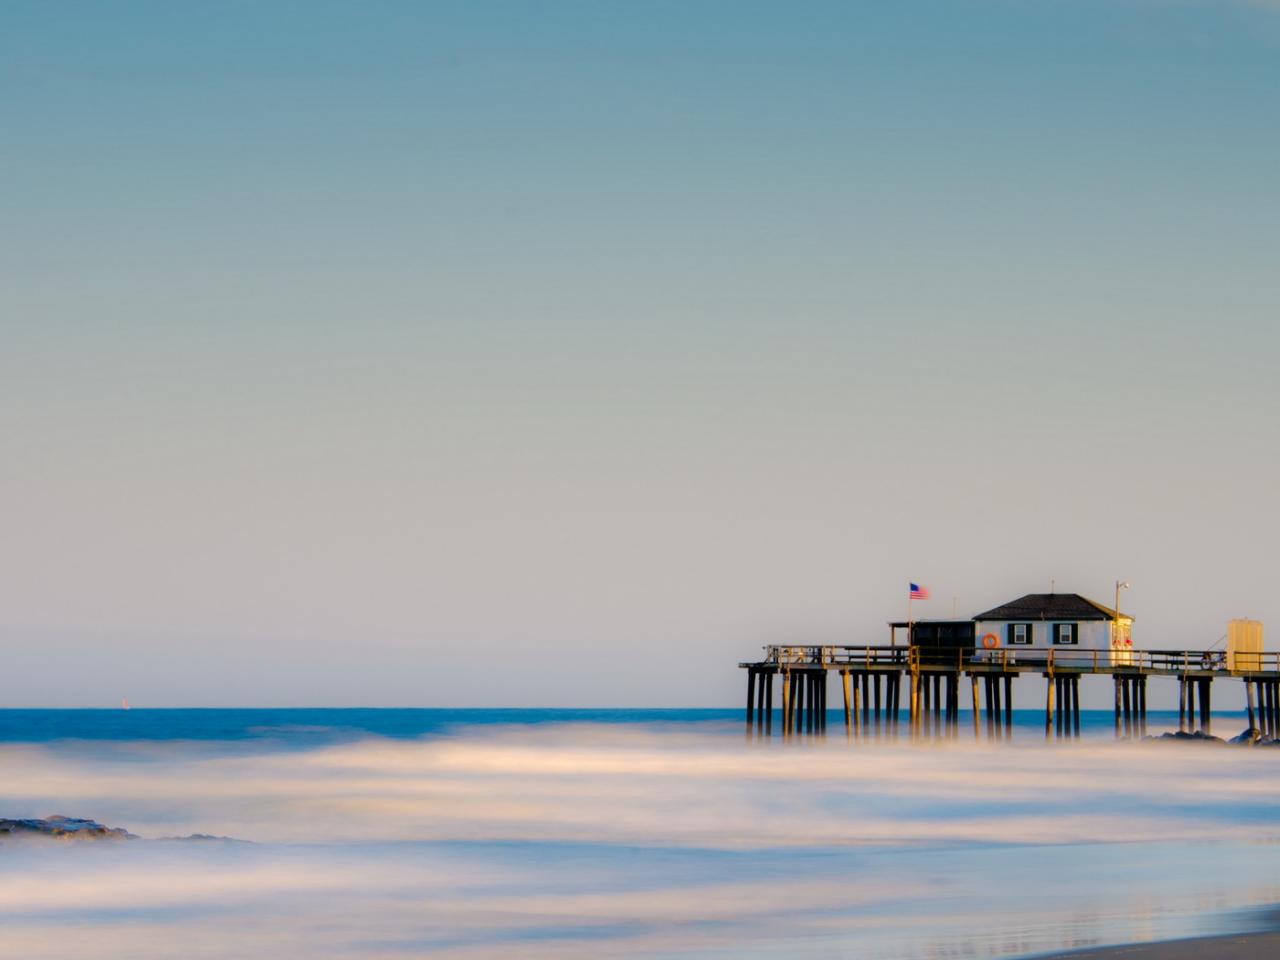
[3,1,1278,706]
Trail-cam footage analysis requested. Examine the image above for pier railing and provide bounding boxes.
[761,645,1280,676]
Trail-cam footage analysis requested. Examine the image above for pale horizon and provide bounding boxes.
[4,1,1278,708]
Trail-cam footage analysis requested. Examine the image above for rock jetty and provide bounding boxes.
[1143,727,1280,746]
[0,816,135,841]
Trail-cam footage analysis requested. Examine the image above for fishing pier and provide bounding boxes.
[742,646,1280,740]
[739,593,1275,741]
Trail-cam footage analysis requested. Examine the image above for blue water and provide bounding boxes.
[0,707,739,746]
[1,708,1275,960]
[0,707,1247,746]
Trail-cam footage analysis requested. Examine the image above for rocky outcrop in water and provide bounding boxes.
[1228,727,1280,746]
[1146,730,1225,743]
[1143,727,1280,746]
[0,816,135,841]
[1,816,248,844]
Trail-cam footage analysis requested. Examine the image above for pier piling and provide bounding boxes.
[742,642,1270,744]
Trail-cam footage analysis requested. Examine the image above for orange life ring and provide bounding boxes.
[981,633,1000,649]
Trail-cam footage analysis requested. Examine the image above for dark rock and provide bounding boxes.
[157,833,250,843]
[1144,731,1224,743]
[1230,727,1264,745]
[0,815,136,842]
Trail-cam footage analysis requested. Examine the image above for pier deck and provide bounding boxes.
[739,645,1280,740]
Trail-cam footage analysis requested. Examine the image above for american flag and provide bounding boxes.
[909,583,930,600]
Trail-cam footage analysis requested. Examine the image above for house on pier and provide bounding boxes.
[973,593,1132,659]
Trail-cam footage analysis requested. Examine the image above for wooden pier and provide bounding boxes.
[740,646,1280,740]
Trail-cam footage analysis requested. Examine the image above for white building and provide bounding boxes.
[972,593,1133,663]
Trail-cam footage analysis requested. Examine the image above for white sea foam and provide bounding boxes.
[3,727,1276,845]
[2,727,1279,958]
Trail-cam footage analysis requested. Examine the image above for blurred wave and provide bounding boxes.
[3,724,1279,958]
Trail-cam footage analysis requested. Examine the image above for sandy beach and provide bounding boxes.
[1035,929,1280,960]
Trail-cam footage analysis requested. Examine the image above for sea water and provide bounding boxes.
[2,709,1278,959]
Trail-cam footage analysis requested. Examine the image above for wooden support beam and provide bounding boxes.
[971,674,981,740]
[1263,682,1271,739]
[1269,682,1276,738]
[807,672,816,735]
[1054,680,1064,742]
[1114,675,1122,737]
[812,673,819,734]
[1264,680,1274,742]
[1072,676,1082,738]
[984,677,995,738]
[1185,679,1196,734]
[755,670,766,733]
[1199,678,1211,735]
[819,672,828,734]
[1136,676,1146,737]
[1267,682,1275,739]
[896,673,903,733]
[781,671,791,738]
[1053,677,1062,738]
[947,674,955,733]
[820,673,827,733]
[1258,682,1266,739]
[942,674,950,736]
[995,676,1003,740]
[998,675,1008,737]
[842,671,853,738]
[946,674,956,735]
[910,672,920,738]
[783,670,793,742]
[803,673,809,734]
[1045,675,1054,739]
[1260,680,1267,738]
[790,672,799,736]
[806,673,814,736]
[764,672,773,736]
[941,674,950,734]
[804,673,814,736]
[853,673,863,736]
[873,674,883,736]
[746,669,756,730]
[861,673,871,731]
[890,673,900,734]
[1122,677,1132,738]
[922,673,932,736]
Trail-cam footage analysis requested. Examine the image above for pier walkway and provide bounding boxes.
[739,645,1280,740]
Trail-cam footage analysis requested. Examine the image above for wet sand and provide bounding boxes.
[1034,930,1280,960]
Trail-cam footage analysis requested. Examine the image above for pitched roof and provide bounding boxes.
[972,593,1128,622]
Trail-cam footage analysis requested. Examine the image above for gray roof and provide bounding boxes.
[972,593,1126,622]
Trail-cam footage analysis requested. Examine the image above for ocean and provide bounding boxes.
[3,708,1278,959]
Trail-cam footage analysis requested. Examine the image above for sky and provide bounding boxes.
[2,1,1279,706]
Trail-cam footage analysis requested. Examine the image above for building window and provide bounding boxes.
[1054,623,1078,645]
[1008,623,1032,645]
